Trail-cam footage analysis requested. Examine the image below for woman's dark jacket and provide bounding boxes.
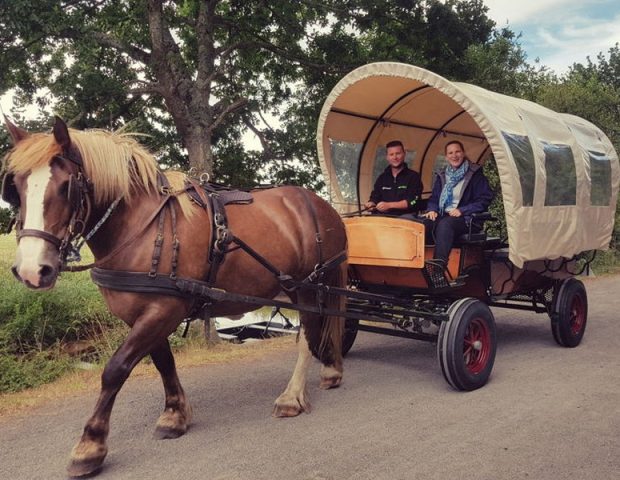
[427,162,494,221]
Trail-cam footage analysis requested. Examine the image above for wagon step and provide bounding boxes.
[424,260,467,290]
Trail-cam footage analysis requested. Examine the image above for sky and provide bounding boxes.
[484,0,620,73]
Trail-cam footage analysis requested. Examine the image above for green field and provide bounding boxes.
[0,234,126,393]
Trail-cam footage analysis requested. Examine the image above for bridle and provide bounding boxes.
[2,153,93,268]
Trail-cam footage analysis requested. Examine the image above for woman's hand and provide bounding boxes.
[448,208,462,217]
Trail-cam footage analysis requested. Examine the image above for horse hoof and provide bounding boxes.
[67,442,107,478]
[154,408,190,439]
[319,376,342,390]
[272,404,304,417]
[67,457,104,478]
[154,424,187,439]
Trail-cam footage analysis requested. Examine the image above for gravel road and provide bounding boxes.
[1,275,619,480]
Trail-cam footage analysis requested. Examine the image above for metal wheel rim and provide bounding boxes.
[463,317,491,375]
[569,294,586,337]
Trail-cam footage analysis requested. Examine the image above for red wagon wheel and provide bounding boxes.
[551,278,588,348]
[438,298,497,391]
[342,318,359,356]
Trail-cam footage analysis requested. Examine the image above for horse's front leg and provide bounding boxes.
[67,316,174,477]
[150,339,192,439]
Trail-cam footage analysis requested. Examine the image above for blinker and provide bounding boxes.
[1,173,20,207]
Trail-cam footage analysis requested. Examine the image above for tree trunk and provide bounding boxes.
[203,317,221,345]
[184,124,214,176]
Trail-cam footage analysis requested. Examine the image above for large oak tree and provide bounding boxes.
[1,0,519,186]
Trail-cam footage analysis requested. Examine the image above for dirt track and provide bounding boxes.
[1,275,619,480]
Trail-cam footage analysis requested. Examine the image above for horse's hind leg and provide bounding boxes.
[301,308,344,390]
[272,305,344,417]
[67,313,178,477]
[273,325,313,417]
[151,339,192,439]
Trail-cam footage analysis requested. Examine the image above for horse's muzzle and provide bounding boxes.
[11,262,59,290]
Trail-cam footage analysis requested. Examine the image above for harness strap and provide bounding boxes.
[230,234,283,278]
[206,193,233,284]
[149,206,167,277]
[63,194,172,272]
[299,189,323,265]
[170,202,179,279]
[17,229,63,248]
[91,268,189,298]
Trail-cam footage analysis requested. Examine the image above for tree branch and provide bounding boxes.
[128,83,162,95]
[242,115,273,158]
[209,97,248,133]
[90,31,151,64]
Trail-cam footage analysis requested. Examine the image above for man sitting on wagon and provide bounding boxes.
[421,140,494,269]
[364,140,423,216]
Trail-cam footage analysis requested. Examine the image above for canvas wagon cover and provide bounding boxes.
[317,62,619,268]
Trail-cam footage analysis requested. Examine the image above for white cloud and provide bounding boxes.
[483,0,584,25]
[483,0,620,73]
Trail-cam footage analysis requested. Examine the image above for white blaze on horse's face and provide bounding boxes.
[13,164,57,289]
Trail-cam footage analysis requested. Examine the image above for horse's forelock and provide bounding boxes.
[6,134,62,173]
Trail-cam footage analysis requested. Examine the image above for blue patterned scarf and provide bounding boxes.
[439,160,469,213]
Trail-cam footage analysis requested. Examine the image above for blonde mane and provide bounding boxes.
[6,128,194,216]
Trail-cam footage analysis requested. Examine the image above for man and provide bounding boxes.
[365,140,423,216]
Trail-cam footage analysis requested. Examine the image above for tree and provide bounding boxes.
[535,44,620,152]
[1,0,508,187]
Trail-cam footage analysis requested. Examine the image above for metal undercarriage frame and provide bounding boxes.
[346,276,558,342]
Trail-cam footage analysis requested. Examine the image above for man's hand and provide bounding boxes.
[364,201,376,211]
[448,208,462,217]
[375,201,391,212]
[423,210,438,221]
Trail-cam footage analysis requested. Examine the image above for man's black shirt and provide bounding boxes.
[369,165,423,215]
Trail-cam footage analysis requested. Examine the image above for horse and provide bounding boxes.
[2,117,348,477]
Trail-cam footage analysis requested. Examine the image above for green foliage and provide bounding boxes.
[0,274,120,355]
[0,235,124,392]
[0,207,14,233]
[482,156,507,239]
[534,45,620,152]
[0,0,513,188]
[0,350,73,393]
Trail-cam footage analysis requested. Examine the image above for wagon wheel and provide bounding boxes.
[550,278,587,348]
[342,318,359,357]
[437,298,496,391]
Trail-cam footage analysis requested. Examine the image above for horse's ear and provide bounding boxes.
[53,116,72,150]
[3,115,29,144]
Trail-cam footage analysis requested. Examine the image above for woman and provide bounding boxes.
[422,140,494,267]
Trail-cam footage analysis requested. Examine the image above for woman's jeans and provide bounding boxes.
[419,215,469,262]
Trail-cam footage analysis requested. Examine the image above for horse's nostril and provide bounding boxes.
[39,265,56,280]
[11,265,20,281]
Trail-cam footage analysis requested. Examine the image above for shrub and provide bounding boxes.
[0,349,73,393]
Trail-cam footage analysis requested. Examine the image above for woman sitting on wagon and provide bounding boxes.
[422,140,494,268]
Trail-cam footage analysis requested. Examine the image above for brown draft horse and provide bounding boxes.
[2,117,347,477]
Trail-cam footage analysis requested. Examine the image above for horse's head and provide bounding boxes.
[2,116,89,289]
